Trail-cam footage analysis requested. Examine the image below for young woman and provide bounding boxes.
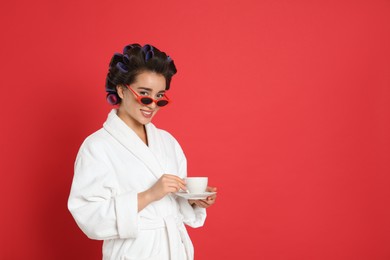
[68,43,217,260]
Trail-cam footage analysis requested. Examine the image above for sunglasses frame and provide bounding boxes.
[126,85,170,107]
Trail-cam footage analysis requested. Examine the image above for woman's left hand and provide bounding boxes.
[189,186,217,208]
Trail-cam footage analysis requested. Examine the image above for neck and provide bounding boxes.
[116,109,148,145]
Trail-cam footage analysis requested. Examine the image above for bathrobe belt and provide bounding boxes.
[139,215,190,260]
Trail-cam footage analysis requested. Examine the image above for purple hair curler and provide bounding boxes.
[106,93,119,105]
[123,54,129,64]
[145,50,154,62]
[116,62,128,73]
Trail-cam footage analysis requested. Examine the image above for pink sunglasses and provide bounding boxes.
[126,85,170,107]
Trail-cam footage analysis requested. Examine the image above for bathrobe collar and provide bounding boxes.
[103,109,165,180]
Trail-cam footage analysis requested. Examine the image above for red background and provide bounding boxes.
[1,0,389,259]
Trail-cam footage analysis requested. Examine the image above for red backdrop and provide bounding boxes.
[1,0,389,259]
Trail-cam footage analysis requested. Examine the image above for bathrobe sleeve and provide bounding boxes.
[68,137,139,240]
[169,134,207,228]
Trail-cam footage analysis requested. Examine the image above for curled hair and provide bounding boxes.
[105,43,177,105]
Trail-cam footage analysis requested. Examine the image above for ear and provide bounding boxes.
[116,85,125,99]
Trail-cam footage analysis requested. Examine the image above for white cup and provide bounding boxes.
[185,177,208,194]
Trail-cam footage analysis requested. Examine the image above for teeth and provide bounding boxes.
[142,110,152,115]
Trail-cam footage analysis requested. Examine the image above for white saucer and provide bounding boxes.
[175,191,216,200]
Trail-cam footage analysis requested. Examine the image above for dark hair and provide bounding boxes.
[105,43,177,105]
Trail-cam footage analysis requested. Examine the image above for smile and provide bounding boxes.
[141,109,153,118]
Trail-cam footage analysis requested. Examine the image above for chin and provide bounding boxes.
[139,118,153,125]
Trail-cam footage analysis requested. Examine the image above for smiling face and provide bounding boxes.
[117,71,167,131]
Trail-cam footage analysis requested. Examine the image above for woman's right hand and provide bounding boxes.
[148,174,186,201]
[138,174,186,211]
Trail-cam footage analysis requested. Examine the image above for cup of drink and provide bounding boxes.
[185,177,208,193]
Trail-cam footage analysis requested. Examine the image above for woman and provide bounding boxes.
[68,43,217,260]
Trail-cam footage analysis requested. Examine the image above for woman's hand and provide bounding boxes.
[188,186,217,208]
[148,174,187,201]
[138,174,186,211]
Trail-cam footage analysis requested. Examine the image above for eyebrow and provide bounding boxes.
[137,87,166,93]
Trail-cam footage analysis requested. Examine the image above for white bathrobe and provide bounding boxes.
[68,109,206,260]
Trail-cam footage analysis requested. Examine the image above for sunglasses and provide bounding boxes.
[126,85,170,107]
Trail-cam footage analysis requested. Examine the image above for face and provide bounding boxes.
[117,71,167,130]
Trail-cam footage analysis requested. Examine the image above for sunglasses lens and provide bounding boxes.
[156,100,169,107]
[140,98,153,105]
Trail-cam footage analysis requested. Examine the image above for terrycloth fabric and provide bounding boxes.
[68,109,206,260]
